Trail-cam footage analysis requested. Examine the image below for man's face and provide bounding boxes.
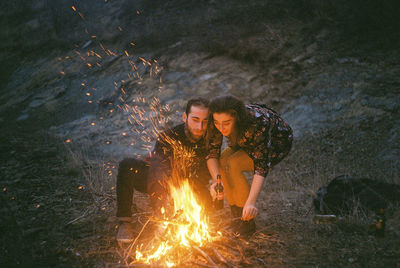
[182,105,209,141]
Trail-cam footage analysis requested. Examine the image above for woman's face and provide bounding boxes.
[213,113,235,137]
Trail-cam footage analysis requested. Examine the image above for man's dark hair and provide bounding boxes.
[185,97,209,115]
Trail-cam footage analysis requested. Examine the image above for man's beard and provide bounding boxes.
[185,122,202,142]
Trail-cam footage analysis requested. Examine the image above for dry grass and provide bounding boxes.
[260,120,400,267]
[63,114,400,267]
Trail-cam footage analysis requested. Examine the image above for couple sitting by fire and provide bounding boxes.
[116,95,293,242]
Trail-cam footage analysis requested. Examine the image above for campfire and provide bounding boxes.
[117,179,282,267]
[131,180,221,266]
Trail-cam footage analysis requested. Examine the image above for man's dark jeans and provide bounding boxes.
[116,158,149,218]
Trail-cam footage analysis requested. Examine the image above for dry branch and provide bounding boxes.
[116,211,286,267]
[65,208,90,226]
[193,246,218,267]
[190,261,218,268]
[212,248,230,265]
[236,244,251,265]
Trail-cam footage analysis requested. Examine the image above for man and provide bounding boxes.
[116,97,211,243]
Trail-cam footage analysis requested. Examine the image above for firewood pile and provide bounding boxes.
[117,210,284,267]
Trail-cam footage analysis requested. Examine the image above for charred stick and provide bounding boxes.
[211,246,240,263]
[213,240,240,254]
[212,248,230,265]
[148,217,188,226]
[189,261,218,268]
[236,244,251,265]
[193,246,218,268]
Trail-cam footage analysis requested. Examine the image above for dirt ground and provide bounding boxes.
[1,1,399,267]
[1,114,399,267]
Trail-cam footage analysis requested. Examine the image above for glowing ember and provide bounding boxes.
[133,180,221,266]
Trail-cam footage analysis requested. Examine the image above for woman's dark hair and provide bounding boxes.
[206,95,250,147]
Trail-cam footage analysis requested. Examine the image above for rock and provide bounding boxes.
[17,114,29,121]
[29,99,45,108]
[251,86,268,99]
[26,19,40,30]
[157,87,177,100]
[82,40,93,49]
[306,43,317,54]
[292,54,308,63]
[168,41,183,49]
[198,73,217,81]
[337,58,360,65]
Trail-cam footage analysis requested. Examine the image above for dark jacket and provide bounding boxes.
[147,123,211,205]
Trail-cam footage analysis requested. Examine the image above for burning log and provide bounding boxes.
[116,178,283,267]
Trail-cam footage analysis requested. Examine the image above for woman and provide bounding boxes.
[206,95,293,235]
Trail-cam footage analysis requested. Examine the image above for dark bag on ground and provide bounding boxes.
[313,175,400,215]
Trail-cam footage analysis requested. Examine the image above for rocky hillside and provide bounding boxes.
[1,0,399,266]
[1,0,399,165]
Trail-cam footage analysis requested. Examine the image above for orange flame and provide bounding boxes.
[133,180,220,266]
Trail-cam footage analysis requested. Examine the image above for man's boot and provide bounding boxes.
[117,218,135,243]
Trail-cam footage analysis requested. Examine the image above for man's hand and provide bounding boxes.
[209,182,217,201]
[242,203,258,221]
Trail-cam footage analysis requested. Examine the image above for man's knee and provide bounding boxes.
[118,159,134,180]
[120,157,148,170]
[117,158,148,184]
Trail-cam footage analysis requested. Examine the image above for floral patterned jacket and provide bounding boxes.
[206,104,293,177]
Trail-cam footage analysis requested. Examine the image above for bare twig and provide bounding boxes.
[87,250,115,256]
[193,246,218,268]
[65,208,90,226]
[148,217,187,226]
[189,261,217,268]
[124,219,151,262]
[236,244,251,265]
[212,248,230,266]
[214,239,240,253]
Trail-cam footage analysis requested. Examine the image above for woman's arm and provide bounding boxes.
[206,158,221,182]
[242,173,265,220]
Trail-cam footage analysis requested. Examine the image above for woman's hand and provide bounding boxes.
[241,174,265,220]
[242,203,258,221]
